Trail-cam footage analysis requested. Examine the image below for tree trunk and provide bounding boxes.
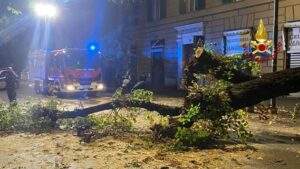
[187,67,300,110]
[182,67,300,128]
[229,67,300,109]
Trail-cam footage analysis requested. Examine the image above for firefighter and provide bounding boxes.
[4,67,19,103]
[131,75,149,92]
[120,71,132,94]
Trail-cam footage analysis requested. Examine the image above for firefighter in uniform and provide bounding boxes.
[4,67,19,103]
[119,71,133,94]
[131,75,149,92]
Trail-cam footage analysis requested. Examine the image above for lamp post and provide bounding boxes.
[32,2,58,93]
[271,0,279,109]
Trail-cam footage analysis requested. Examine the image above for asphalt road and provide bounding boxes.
[0,83,113,110]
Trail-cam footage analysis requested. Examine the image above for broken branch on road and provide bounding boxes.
[57,100,183,119]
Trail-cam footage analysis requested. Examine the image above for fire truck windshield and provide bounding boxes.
[52,50,101,70]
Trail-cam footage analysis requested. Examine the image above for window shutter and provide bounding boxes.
[290,53,300,68]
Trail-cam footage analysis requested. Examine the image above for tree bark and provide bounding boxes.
[229,67,300,109]
[187,67,300,110]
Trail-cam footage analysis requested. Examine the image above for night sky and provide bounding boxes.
[0,0,112,72]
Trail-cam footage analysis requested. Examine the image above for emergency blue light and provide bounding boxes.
[89,45,96,51]
[86,41,101,53]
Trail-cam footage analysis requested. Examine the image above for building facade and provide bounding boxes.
[131,0,300,89]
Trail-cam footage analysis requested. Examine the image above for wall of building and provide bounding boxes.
[133,0,300,88]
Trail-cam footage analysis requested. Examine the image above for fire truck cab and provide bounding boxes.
[28,48,105,96]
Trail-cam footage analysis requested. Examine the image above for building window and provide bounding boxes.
[147,0,154,22]
[194,0,205,10]
[159,0,167,19]
[146,0,167,22]
[189,0,195,11]
[223,0,241,4]
[178,0,205,14]
[179,0,187,14]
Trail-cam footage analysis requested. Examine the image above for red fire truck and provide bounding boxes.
[28,48,105,96]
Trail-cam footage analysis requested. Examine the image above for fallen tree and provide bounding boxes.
[33,49,300,143]
[52,50,269,118]
[55,66,300,127]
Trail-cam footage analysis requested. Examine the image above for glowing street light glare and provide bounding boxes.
[34,3,58,18]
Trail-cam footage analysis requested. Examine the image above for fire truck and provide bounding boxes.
[28,48,105,96]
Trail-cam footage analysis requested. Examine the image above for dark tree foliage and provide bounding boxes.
[0,0,32,71]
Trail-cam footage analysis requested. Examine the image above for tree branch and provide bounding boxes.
[58,100,182,119]
[184,50,256,87]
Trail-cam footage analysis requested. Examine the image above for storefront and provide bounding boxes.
[223,29,252,56]
[284,21,300,69]
[175,22,204,87]
[150,39,165,90]
[284,21,300,97]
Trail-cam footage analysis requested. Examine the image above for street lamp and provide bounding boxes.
[32,2,58,92]
[34,3,58,18]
